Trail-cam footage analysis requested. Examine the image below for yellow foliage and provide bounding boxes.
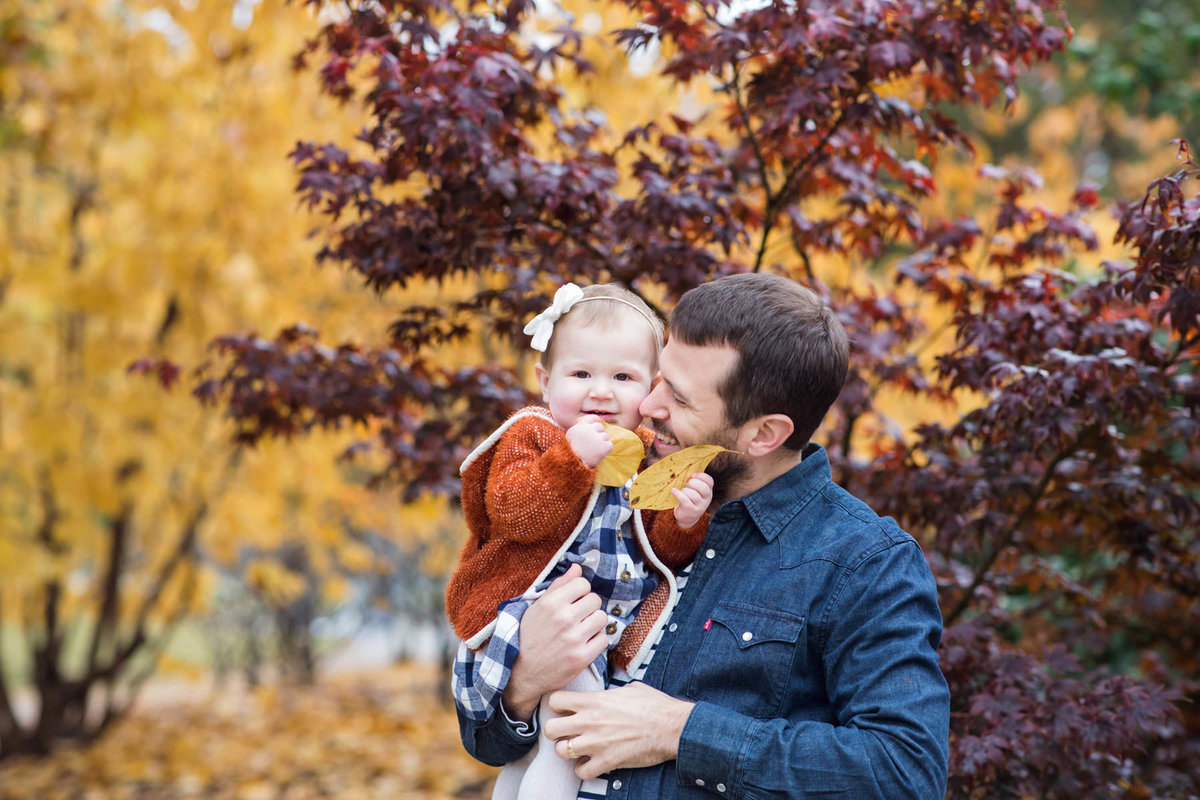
[247,561,308,606]
[323,576,351,605]
[336,541,378,574]
[0,0,451,651]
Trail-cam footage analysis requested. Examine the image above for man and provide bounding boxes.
[457,273,951,799]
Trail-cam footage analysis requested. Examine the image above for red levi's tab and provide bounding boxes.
[704,618,712,630]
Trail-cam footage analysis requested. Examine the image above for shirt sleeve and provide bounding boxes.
[674,541,950,799]
[456,698,540,768]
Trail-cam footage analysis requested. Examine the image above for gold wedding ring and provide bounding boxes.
[566,739,577,760]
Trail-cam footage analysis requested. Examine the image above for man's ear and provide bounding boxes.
[741,414,795,457]
[534,362,550,403]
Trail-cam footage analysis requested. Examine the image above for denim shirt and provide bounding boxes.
[457,444,950,799]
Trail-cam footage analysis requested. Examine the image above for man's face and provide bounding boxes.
[639,340,749,496]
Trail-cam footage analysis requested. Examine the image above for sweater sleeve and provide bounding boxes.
[643,510,710,569]
[484,416,596,545]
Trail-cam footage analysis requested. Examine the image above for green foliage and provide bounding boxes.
[1067,1,1200,124]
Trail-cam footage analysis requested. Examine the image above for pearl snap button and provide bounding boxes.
[705,548,716,559]
[717,783,727,792]
[695,779,705,787]
[668,623,677,632]
[612,780,622,789]
[742,631,753,642]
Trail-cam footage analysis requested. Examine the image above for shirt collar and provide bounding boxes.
[734,443,831,543]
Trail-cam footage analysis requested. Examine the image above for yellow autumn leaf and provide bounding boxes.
[629,444,732,510]
[594,422,645,486]
[247,561,307,605]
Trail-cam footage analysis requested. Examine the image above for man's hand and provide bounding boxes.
[544,682,696,780]
[566,415,614,467]
[501,564,608,723]
[671,472,714,529]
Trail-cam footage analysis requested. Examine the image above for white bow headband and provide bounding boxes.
[522,283,658,353]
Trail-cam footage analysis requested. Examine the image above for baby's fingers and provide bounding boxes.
[670,486,702,507]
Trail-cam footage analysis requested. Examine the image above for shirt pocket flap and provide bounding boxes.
[708,601,805,650]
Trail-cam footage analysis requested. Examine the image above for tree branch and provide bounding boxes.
[1169,331,1200,364]
[85,502,131,688]
[0,592,26,754]
[944,436,1088,625]
[94,501,207,685]
[754,108,844,272]
[92,563,201,742]
[839,409,859,463]
[722,63,777,275]
[32,579,64,752]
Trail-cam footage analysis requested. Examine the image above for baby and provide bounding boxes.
[446,283,712,799]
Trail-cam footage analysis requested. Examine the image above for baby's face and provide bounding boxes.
[536,318,656,431]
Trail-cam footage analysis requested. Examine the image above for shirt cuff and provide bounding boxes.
[676,701,757,796]
[499,700,540,739]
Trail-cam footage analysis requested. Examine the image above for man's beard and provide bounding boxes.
[703,429,749,506]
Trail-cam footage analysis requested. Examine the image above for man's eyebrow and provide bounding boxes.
[661,374,688,404]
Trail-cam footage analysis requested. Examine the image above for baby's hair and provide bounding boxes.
[541,285,665,371]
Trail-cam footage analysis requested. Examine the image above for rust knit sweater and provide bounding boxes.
[445,407,708,671]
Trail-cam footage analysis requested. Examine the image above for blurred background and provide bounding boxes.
[0,0,1196,797]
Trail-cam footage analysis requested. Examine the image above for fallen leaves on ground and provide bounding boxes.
[0,663,497,800]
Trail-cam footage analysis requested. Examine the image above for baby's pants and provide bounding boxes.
[490,663,605,800]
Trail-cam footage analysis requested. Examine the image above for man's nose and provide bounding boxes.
[640,380,665,418]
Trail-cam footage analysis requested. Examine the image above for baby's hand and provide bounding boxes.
[671,472,714,529]
[566,415,614,468]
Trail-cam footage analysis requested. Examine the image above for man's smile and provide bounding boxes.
[651,424,680,450]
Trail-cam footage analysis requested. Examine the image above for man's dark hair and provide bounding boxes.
[670,273,850,450]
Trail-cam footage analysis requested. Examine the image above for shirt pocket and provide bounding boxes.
[682,601,806,720]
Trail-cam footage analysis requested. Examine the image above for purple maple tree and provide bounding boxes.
[178,1,1199,795]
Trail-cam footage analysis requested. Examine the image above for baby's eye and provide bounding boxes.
[571,370,590,379]
[614,373,632,381]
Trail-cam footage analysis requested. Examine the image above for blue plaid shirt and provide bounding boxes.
[453,483,656,721]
